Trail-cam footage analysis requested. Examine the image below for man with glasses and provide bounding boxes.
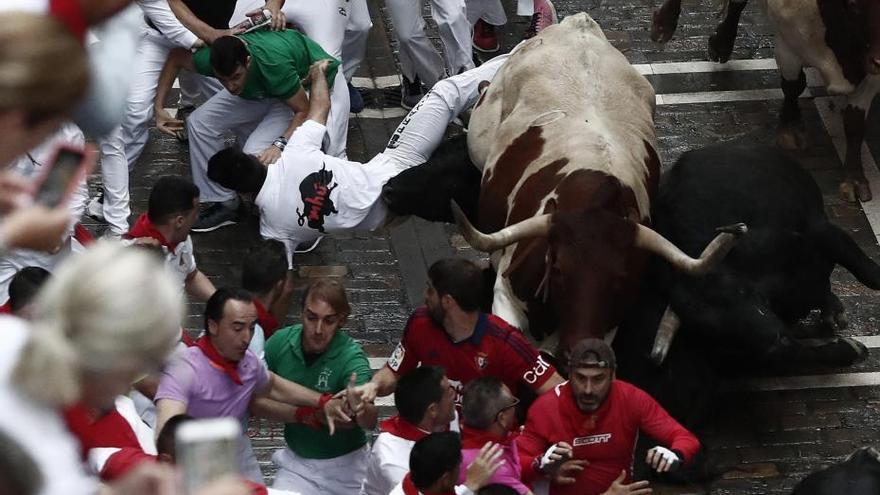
[460,377,530,494]
[516,338,700,495]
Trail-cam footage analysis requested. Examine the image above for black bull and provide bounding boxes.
[615,143,880,425]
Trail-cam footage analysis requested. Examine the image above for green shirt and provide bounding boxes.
[264,324,372,459]
[193,30,340,101]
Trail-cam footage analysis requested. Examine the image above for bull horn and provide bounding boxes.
[450,200,552,252]
[635,222,748,276]
[651,305,680,365]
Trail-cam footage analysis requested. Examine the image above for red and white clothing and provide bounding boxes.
[388,473,475,495]
[458,427,527,494]
[123,214,197,289]
[386,307,557,403]
[516,380,700,495]
[362,416,430,495]
[66,396,158,481]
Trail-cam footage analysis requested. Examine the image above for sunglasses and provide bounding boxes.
[495,397,521,421]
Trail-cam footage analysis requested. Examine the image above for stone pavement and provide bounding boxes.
[81,0,880,491]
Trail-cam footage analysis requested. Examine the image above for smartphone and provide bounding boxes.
[176,418,241,495]
[33,144,94,208]
[233,9,272,33]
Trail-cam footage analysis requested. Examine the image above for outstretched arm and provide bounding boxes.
[304,60,332,125]
[154,48,196,137]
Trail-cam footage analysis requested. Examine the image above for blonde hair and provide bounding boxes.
[302,279,351,319]
[11,242,184,407]
[0,12,89,124]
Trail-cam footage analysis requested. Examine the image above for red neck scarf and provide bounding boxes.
[401,473,456,495]
[253,299,280,339]
[460,425,510,449]
[125,213,181,251]
[49,0,88,40]
[245,480,268,495]
[380,415,431,442]
[195,335,243,385]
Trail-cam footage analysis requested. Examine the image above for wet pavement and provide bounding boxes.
[83,0,880,491]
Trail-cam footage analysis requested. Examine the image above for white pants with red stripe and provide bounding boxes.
[270,444,369,495]
[385,0,474,86]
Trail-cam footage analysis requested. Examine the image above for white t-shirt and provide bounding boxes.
[362,432,416,495]
[163,236,198,288]
[256,120,404,257]
[0,316,98,495]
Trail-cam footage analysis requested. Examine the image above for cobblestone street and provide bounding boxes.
[83,0,880,492]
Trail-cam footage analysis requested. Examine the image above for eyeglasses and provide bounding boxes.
[494,397,520,421]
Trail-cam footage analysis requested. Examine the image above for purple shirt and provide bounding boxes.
[155,347,270,420]
[459,434,529,494]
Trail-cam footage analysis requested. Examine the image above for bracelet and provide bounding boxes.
[272,136,288,151]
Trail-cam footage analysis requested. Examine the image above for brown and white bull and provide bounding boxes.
[766,0,880,202]
[453,13,746,357]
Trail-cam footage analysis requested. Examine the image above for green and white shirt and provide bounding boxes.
[264,324,372,459]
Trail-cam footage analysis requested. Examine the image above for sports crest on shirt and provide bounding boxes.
[475,352,488,370]
[296,163,338,232]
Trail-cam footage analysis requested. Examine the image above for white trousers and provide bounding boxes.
[383,49,510,165]
[385,0,474,86]
[271,444,369,495]
[342,0,372,81]
[98,27,220,233]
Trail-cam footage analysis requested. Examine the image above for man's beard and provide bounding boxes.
[427,304,445,326]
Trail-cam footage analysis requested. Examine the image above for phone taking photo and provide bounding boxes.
[33,144,95,208]
[176,418,241,495]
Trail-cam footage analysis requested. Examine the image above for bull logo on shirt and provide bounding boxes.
[296,163,338,232]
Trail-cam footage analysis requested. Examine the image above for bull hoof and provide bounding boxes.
[821,309,849,332]
[776,127,806,151]
[839,180,872,203]
[842,337,870,365]
[707,33,734,63]
[651,9,678,43]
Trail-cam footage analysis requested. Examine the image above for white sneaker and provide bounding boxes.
[87,194,105,221]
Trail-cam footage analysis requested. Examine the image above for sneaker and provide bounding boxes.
[348,82,364,114]
[191,198,240,232]
[473,19,500,53]
[86,193,105,221]
[400,76,424,110]
[523,0,558,39]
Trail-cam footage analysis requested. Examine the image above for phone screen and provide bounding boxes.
[35,148,84,208]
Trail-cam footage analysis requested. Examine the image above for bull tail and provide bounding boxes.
[814,222,880,290]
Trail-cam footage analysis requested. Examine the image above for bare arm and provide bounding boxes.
[304,60,332,125]
[167,0,233,44]
[255,89,311,165]
[154,48,196,137]
[249,396,299,423]
[185,269,216,302]
[154,399,188,442]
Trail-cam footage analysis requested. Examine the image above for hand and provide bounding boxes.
[0,205,69,252]
[351,381,379,405]
[155,108,185,139]
[257,145,282,165]
[0,171,32,214]
[536,442,573,474]
[208,27,244,43]
[550,459,589,485]
[645,446,680,473]
[464,442,505,491]
[303,59,331,85]
[602,470,652,495]
[322,396,352,436]
[102,462,176,495]
[345,372,368,414]
[131,237,161,247]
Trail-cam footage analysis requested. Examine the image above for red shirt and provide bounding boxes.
[516,380,700,495]
[386,307,556,402]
